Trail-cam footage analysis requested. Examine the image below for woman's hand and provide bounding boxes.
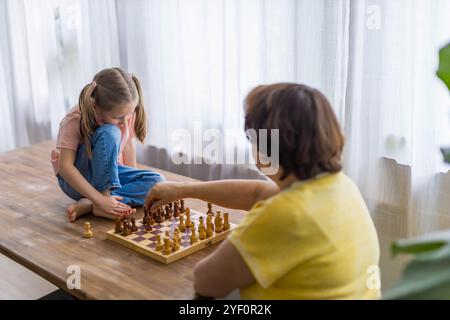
[144,182,187,212]
[94,195,133,217]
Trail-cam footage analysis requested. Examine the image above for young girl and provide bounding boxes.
[52,67,164,222]
[144,83,380,299]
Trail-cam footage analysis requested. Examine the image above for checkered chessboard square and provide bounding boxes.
[106,206,235,264]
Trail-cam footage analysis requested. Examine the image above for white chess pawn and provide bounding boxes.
[83,222,93,238]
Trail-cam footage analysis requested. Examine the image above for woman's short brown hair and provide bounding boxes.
[244,83,344,180]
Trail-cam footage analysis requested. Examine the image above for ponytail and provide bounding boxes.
[78,82,98,158]
[77,69,147,158]
[131,74,147,143]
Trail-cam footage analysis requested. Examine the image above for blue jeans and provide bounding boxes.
[57,124,164,206]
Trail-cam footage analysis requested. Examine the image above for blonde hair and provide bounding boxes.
[78,67,147,158]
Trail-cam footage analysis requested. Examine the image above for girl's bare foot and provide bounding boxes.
[92,206,136,220]
[67,198,93,222]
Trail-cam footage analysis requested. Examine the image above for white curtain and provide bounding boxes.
[1,0,450,235]
[57,0,121,105]
[0,0,119,150]
[115,0,349,148]
[115,0,349,180]
[0,0,65,149]
[344,0,450,236]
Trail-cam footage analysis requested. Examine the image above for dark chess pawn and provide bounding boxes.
[143,207,149,225]
[180,199,185,213]
[130,217,138,232]
[161,207,167,221]
[149,213,155,225]
[121,220,131,236]
[164,205,172,220]
[207,202,213,215]
[155,208,164,223]
[114,217,122,234]
[173,202,180,218]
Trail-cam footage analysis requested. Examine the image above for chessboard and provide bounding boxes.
[106,201,237,264]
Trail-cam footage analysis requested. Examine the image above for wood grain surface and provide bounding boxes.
[0,140,245,299]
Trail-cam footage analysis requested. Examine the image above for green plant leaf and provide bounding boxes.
[437,42,450,91]
[390,230,450,257]
[392,240,446,258]
[385,231,450,299]
[384,244,450,299]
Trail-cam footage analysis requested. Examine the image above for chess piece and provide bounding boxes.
[165,230,170,238]
[155,235,163,251]
[185,208,191,228]
[223,212,230,231]
[160,212,165,223]
[172,235,180,251]
[175,237,180,251]
[145,223,152,231]
[143,207,150,225]
[165,205,172,219]
[215,212,223,233]
[114,217,122,233]
[173,202,180,218]
[121,220,131,236]
[190,222,198,244]
[198,222,206,240]
[155,208,164,223]
[207,202,213,215]
[178,215,186,232]
[83,222,93,238]
[174,227,180,241]
[130,217,138,232]
[162,237,172,255]
[160,207,166,222]
[149,213,155,225]
[206,219,214,238]
[180,199,185,213]
[198,216,206,238]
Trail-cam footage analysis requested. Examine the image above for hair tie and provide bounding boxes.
[91,81,97,88]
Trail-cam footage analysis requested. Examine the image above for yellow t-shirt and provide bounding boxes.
[229,172,381,300]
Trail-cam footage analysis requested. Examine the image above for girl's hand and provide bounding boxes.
[145,182,186,212]
[94,195,133,217]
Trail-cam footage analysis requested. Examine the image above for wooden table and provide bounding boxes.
[0,140,245,299]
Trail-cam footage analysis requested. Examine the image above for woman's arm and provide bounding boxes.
[145,179,279,211]
[59,148,131,215]
[122,138,137,168]
[194,239,255,298]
